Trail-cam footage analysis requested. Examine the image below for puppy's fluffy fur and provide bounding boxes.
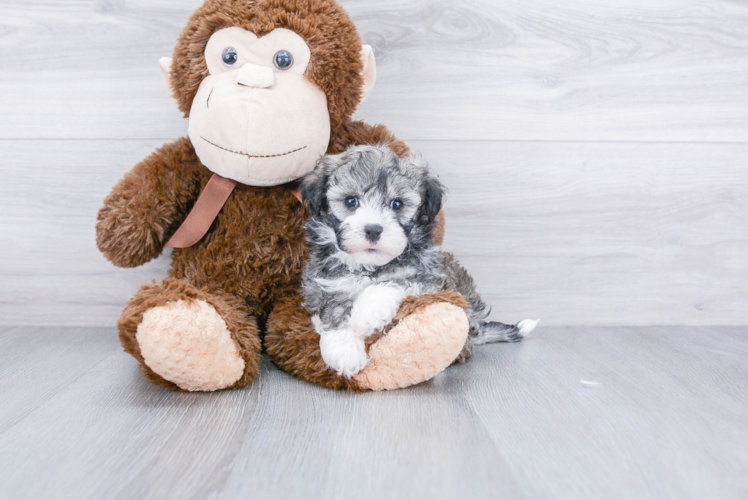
[301,145,537,378]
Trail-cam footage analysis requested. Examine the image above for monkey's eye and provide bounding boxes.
[274,50,294,70]
[390,199,404,211]
[222,47,238,67]
[345,196,359,209]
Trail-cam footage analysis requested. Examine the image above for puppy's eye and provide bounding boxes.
[390,199,404,211]
[222,47,238,67]
[274,50,294,70]
[345,196,359,209]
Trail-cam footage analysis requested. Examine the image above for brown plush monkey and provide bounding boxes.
[96,0,469,392]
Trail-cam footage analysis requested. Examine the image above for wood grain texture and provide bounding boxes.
[1,139,745,326]
[0,0,747,141]
[0,139,173,326]
[0,326,746,499]
[0,326,116,434]
[1,2,745,497]
[434,141,748,326]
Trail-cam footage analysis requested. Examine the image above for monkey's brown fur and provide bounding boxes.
[97,0,451,391]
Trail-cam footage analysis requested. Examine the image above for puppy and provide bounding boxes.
[300,144,537,378]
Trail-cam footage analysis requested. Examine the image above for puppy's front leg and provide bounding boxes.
[312,315,369,378]
[348,284,407,339]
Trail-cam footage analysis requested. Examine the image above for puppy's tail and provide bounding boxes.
[473,319,538,345]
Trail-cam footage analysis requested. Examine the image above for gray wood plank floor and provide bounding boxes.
[1,326,746,500]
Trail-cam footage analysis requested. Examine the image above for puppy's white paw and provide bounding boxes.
[319,327,369,378]
[349,284,406,338]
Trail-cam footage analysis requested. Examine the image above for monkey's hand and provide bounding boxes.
[348,284,407,339]
[96,138,203,268]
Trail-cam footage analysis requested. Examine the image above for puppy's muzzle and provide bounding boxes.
[364,224,383,243]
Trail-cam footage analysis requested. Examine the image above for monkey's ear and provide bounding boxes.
[301,159,331,216]
[359,45,377,104]
[419,174,444,223]
[159,57,173,93]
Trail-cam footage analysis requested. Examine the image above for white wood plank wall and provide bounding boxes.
[1,0,746,326]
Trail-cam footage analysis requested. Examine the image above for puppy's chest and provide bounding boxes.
[317,267,425,299]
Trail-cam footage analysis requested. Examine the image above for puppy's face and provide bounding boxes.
[302,145,443,267]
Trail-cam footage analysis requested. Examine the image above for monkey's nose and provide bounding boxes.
[236,63,274,89]
[364,224,383,243]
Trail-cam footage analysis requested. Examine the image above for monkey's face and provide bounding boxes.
[187,27,331,186]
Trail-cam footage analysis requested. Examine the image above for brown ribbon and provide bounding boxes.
[166,173,304,249]
[287,182,303,204]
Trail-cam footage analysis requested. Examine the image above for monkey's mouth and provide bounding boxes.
[200,136,307,159]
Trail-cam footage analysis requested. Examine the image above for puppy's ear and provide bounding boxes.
[302,155,340,216]
[301,161,328,216]
[419,173,444,223]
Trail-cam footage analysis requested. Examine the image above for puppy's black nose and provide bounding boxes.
[364,224,383,243]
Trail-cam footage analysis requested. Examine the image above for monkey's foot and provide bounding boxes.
[118,279,261,391]
[354,291,470,391]
[136,299,245,391]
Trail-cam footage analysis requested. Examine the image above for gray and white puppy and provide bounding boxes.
[301,144,537,378]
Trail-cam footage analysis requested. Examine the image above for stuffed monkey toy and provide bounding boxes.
[96,0,470,392]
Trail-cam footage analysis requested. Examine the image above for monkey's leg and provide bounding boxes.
[354,291,470,390]
[265,290,469,392]
[118,278,261,391]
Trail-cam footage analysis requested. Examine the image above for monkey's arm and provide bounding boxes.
[96,137,204,268]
